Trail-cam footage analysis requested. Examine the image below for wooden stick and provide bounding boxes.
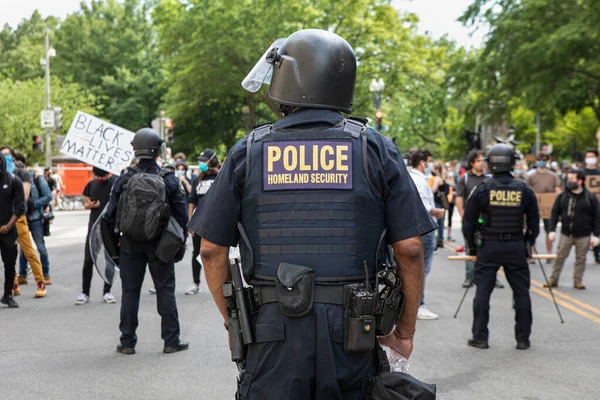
[448,254,557,261]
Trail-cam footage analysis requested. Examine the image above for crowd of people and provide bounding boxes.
[401,144,600,308]
[0,144,221,309]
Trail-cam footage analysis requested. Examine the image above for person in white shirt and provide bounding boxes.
[409,149,445,320]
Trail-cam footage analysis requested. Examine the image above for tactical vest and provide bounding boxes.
[482,177,525,239]
[238,119,387,284]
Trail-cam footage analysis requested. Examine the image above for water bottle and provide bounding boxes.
[380,345,410,373]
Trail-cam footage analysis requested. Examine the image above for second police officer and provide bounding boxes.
[462,144,539,350]
[189,29,437,399]
[104,128,189,355]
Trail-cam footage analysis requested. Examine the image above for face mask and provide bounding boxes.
[4,155,15,174]
[514,169,523,176]
[199,162,208,173]
[585,157,597,166]
[537,161,546,169]
[566,181,579,191]
[175,170,185,177]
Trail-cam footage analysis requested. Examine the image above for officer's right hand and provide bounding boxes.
[548,232,556,242]
[378,332,413,359]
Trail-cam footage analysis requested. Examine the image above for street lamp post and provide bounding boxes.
[41,28,56,167]
[369,78,385,131]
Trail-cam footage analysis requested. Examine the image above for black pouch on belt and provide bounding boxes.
[344,283,376,353]
[276,263,315,317]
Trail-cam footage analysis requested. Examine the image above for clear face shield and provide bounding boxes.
[241,38,287,93]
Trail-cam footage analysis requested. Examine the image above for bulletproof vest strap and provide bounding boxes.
[237,222,255,278]
[245,124,272,186]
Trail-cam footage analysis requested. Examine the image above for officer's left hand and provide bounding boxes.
[591,236,600,247]
[378,332,413,359]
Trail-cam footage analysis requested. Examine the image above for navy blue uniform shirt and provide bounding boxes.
[188,108,436,246]
[463,172,539,248]
[105,158,188,233]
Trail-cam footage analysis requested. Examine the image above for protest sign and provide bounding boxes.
[535,192,557,219]
[586,175,600,200]
[60,111,135,175]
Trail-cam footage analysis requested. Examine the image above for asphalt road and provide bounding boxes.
[1,210,599,399]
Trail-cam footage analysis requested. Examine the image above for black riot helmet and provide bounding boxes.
[131,128,163,160]
[485,144,516,174]
[242,29,357,114]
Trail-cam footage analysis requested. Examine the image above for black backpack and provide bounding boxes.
[116,166,171,241]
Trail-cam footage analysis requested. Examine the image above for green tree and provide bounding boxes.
[0,11,59,81]
[0,78,98,164]
[53,0,162,130]
[461,0,600,122]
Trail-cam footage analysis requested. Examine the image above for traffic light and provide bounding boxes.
[375,110,383,131]
[54,107,63,129]
[32,135,43,151]
[165,118,174,143]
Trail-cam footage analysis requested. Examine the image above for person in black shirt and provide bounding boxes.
[0,152,25,308]
[75,167,116,305]
[546,169,600,289]
[185,149,219,295]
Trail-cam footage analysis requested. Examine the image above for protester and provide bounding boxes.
[175,162,192,195]
[445,163,457,242]
[525,153,561,262]
[0,152,25,308]
[409,149,443,320]
[75,167,116,305]
[581,148,600,262]
[0,148,47,298]
[429,162,448,249]
[546,169,600,290]
[185,149,219,295]
[20,167,53,284]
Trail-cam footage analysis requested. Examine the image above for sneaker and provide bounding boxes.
[1,294,19,308]
[18,276,28,285]
[12,283,20,297]
[574,281,586,290]
[75,293,90,305]
[149,287,156,294]
[462,278,474,288]
[116,344,136,355]
[417,305,439,320]
[35,282,47,298]
[103,292,117,304]
[44,276,53,285]
[185,284,201,295]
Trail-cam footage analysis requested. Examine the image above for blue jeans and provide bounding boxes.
[421,231,436,306]
[19,219,50,276]
[465,245,475,279]
[435,202,445,240]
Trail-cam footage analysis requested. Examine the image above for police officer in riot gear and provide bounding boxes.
[189,29,437,399]
[463,144,539,350]
[104,128,189,355]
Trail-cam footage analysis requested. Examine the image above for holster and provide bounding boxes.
[344,283,376,353]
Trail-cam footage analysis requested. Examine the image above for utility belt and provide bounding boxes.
[224,261,404,362]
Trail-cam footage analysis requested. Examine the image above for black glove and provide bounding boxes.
[173,245,186,263]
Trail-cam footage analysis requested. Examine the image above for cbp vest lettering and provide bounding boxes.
[239,121,386,283]
[483,178,525,237]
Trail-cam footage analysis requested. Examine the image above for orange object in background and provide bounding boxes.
[55,163,94,196]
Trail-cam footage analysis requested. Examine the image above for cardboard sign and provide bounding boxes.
[535,192,557,219]
[60,111,135,175]
[586,175,600,200]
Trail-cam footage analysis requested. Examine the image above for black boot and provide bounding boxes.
[163,340,189,354]
[467,338,489,349]
[1,294,19,308]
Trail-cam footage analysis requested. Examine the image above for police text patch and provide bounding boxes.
[489,189,522,207]
[263,141,353,191]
